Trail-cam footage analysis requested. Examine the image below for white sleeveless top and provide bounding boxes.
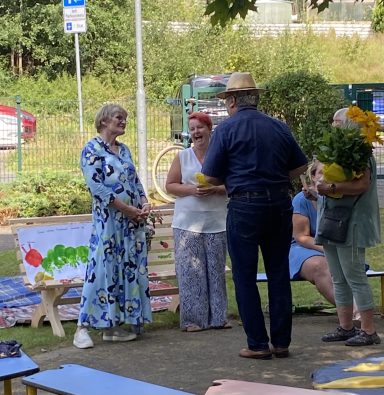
[172,147,227,233]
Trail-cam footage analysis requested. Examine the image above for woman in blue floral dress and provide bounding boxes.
[73,104,152,349]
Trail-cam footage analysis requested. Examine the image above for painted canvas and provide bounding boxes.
[17,222,92,285]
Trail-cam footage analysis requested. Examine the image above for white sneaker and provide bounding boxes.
[73,327,94,349]
[103,326,137,342]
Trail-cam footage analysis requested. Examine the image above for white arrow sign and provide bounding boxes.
[64,20,87,33]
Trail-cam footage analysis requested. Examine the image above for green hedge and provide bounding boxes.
[0,172,91,223]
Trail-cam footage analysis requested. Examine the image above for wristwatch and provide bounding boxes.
[329,183,336,194]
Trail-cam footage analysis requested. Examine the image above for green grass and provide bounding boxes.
[0,249,18,276]
[1,209,384,354]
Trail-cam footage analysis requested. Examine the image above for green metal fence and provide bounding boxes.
[0,97,174,191]
[1,90,384,190]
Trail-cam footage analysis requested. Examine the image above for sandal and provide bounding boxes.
[211,322,232,330]
[185,324,203,332]
[345,330,381,346]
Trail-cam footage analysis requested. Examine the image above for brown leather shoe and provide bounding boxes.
[239,348,272,360]
[272,347,289,358]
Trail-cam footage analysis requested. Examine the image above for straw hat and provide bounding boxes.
[217,72,263,99]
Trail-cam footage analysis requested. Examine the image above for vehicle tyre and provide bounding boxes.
[152,144,183,203]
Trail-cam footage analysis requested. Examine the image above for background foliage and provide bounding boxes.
[0,1,384,218]
[260,71,344,158]
[372,1,384,32]
[0,1,383,101]
[0,172,91,223]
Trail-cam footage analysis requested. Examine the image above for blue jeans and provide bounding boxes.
[227,192,293,351]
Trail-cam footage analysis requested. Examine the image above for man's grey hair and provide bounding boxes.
[232,91,259,107]
[94,103,128,132]
[333,107,359,129]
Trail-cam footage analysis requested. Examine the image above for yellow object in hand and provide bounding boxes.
[323,162,363,199]
[195,172,212,188]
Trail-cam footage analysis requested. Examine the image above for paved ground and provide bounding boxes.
[7,314,384,395]
[0,225,13,250]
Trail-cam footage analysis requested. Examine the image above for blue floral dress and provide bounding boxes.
[78,136,152,329]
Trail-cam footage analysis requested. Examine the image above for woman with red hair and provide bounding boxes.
[166,112,230,332]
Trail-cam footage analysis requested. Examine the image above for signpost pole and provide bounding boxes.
[74,33,84,134]
[63,0,86,134]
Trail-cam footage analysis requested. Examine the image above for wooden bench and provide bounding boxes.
[205,379,351,395]
[22,364,194,395]
[256,270,384,314]
[0,351,39,395]
[9,208,180,337]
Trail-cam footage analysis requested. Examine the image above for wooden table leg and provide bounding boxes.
[381,276,384,316]
[4,379,12,395]
[169,294,180,313]
[41,289,66,337]
[25,385,37,395]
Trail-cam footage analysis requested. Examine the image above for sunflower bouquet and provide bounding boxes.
[316,106,383,198]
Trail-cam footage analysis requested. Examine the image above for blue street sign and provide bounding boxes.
[63,0,85,7]
[66,22,73,31]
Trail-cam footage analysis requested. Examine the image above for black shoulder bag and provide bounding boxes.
[317,195,361,243]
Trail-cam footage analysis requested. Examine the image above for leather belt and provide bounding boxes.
[230,191,268,198]
[229,188,289,199]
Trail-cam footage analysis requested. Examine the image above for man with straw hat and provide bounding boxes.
[202,72,307,360]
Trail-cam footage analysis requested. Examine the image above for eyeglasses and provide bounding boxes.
[332,119,343,126]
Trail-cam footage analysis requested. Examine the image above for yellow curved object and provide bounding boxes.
[323,162,363,199]
[195,172,212,187]
[344,362,384,372]
[323,163,346,198]
[34,272,53,283]
[314,375,384,389]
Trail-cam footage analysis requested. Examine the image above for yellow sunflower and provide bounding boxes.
[346,106,366,123]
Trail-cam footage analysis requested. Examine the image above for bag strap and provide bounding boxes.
[324,193,362,209]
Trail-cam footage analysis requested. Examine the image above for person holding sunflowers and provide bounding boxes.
[316,106,382,347]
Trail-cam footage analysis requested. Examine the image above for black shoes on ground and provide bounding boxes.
[322,326,381,346]
[346,330,381,346]
[322,326,359,342]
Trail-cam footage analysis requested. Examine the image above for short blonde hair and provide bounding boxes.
[94,103,128,132]
[306,158,321,180]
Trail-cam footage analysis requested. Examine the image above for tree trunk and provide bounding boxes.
[18,48,23,75]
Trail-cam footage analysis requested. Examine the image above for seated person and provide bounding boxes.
[289,159,335,305]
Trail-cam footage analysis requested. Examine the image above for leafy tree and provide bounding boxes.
[372,1,384,32]
[205,0,384,27]
[0,1,70,76]
[259,70,344,159]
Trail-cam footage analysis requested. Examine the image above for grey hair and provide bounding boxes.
[334,107,359,129]
[94,103,128,132]
[232,91,259,107]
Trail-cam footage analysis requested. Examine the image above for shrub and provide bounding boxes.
[259,70,345,160]
[0,172,91,223]
[372,2,384,33]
